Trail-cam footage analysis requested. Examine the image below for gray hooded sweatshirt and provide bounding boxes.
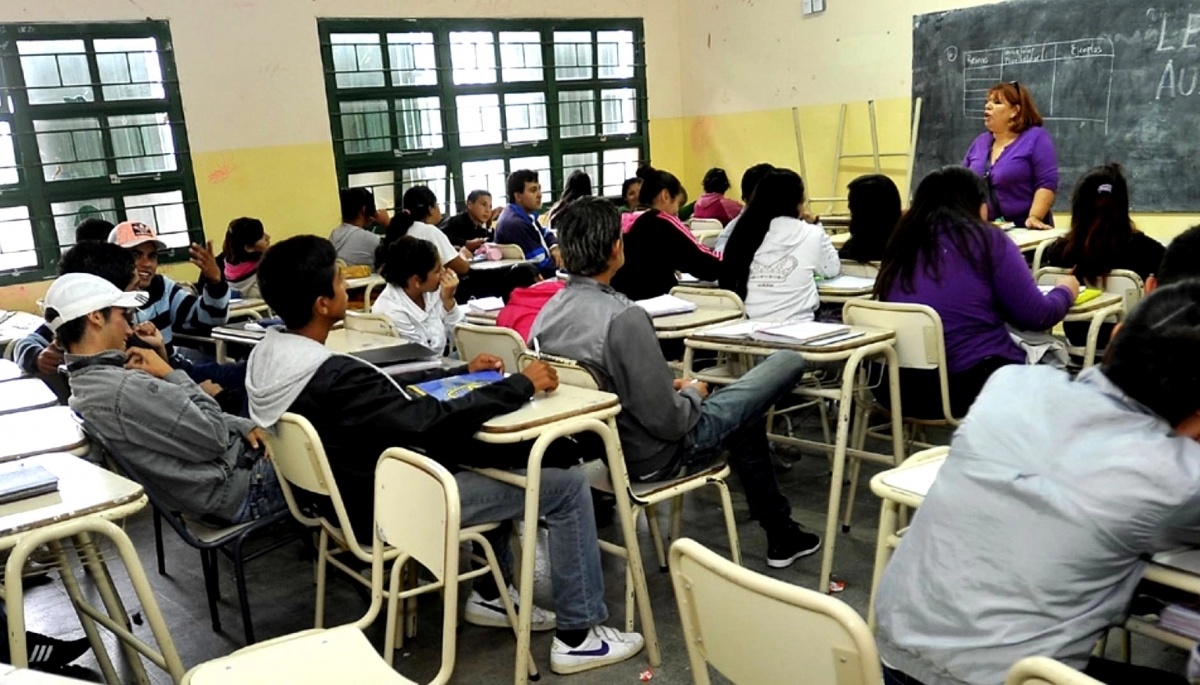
[67,349,258,521]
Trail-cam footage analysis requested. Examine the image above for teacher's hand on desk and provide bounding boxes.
[521,360,559,394]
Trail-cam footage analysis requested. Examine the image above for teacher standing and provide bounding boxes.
[962,82,1058,230]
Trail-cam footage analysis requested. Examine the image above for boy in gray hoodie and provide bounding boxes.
[51,273,284,524]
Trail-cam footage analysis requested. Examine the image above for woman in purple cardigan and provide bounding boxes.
[962,82,1059,230]
[875,166,1079,418]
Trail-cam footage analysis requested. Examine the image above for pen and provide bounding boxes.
[533,336,542,360]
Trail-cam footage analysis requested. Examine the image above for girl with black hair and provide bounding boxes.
[548,170,593,227]
[372,235,464,353]
[692,167,743,226]
[375,186,470,277]
[876,166,1078,417]
[611,166,721,301]
[221,217,270,299]
[618,177,642,212]
[719,169,839,321]
[839,174,902,264]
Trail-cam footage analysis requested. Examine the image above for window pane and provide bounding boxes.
[450,32,496,85]
[597,30,635,79]
[509,156,552,203]
[330,33,385,89]
[462,159,508,208]
[339,100,391,155]
[504,93,547,143]
[601,88,638,136]
[347,171,396,214]
[95,37,166,101]
[0,206,38,271]
[109,113,177,176]
[563,153,600,193]
[0,122,17,185]
[554,31,592,81]
[558,90,596,139]
[455,94,501,147]
[125,190,189,248]
[18,40,93,104]
[399,165,452,216]
[396,97,443,151]
[603,148,641,196]
[33,118,106,182]
[500,32,543,83]
[52,198,118,250]
[387,33,437,86]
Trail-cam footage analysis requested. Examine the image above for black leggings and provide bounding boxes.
[872,356,1016,421]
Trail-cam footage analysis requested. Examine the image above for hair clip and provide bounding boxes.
[1097,184,1113,194]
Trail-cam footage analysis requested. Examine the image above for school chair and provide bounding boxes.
[1004,657,1103,685]
[454,322,527,372]
[670,538,881,685]
[839,260,881,279]
[183,448,510,684]
[344,311,399,337]
[686,218,724,234]
[2,339,15,360]
[496,243,526,260]
[669,285,745,315]
[697,231,722,250]
[76,414,306,645]
[1035,267,1135,368]
[512,352,741,609]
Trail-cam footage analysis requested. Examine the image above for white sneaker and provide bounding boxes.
[464,586,556,632]
[550,625,645,675]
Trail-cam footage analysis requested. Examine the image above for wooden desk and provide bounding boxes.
[324,328,403,354]
[469,258,533,271]
[817,276,876,305]
[0,453,184,683]
[0,358,23,382]
[477,385,620,442]
[345,274,386,310]
[652,308,743,340]
[0,378,57,415]
[821,215,851,232]
[0,406,88,462]
[465,309,500,326]
[0,311,44,347]
[229,298,270,320]
[1007,227,1066,251]
[830,232,849,249]
[684,325,905,593]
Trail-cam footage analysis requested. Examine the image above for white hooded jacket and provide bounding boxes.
[743,217,841,321]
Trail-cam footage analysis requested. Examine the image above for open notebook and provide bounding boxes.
[466,296,505,313]
[817,275,876,291]
[636,294,698,318]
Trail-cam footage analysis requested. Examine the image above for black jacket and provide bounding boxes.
[442,212,493,248]
[611,210,722,301]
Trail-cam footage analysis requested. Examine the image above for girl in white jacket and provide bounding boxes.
[719,169,840,321]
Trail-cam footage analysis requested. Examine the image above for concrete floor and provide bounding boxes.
[17,414,1190,683]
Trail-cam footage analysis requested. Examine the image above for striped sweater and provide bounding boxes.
[135,274,230,345]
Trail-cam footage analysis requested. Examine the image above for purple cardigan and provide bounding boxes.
[962,126,1059,226]
[882,225,1073,373]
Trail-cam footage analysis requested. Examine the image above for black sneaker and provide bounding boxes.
[26,632,90,671]
[765,524,822,569]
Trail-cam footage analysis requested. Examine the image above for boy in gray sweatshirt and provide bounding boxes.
[48,273,284,524]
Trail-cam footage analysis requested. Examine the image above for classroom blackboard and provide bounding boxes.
[912,0,1200,212]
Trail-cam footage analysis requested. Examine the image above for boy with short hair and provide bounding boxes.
[874,281,1200,685]
[52,273,284,524]
[1148,223,1200,293]
[443,190,497,250]
[245,235,644,674]
[495,170,561,279]
[531,197,821,568]
[330,187,390,268]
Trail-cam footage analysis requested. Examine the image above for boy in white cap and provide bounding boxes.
[50,273,284,524]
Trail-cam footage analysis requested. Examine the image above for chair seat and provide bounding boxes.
[184,625,413,685]
[180,514,260,545]
[581,459,732,502]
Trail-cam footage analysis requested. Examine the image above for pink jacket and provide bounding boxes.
[496,279,566,342]
[693,193,743,226]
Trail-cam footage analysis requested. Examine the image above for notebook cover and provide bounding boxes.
[408,370,505,401]
[0,464,59,505]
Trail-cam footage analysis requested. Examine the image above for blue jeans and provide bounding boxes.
[230,458,289,524]
[455,467,606,632]
[653,350,806,531]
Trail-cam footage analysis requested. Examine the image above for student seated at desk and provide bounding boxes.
[692,167,743,226]
[377,186,470,278]
[220,217,271,299]
[497,278,566,342]
[495,169,561,280]
[442,189,497,251]
[713,163,776,253]
[875,281,1200,685]
[719,169,840,321]
[51,273,285,526]
[245,235,645,674]
[612,166,721,301]
[547,170,593,228]
[331,187,390,269]
[875,166,1078,418]
[372,237,463,353]
[532,197,821,568]
[838,174,902,264]
[618,177,642,213]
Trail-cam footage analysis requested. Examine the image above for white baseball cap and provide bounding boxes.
[43,273,149,333]
[107,221,167,251]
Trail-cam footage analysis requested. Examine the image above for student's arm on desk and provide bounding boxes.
[990,233,1073,330]
[601,309,702,442]
[670,226,722,282]
[815,229,841,279]
[13,324,52,375]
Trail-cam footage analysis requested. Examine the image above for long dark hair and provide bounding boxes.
[1060,163,1135,286]
[842,175,902,263]
[375,185,439,271]
[222,217,265,265]
[636,165,684,207]
[379,235,439,288]
[875,166,993,299]
[719,169,805,300]
[549,170,593,223]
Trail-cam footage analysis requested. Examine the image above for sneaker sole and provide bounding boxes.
[551,641,645,675]
[464,610,556,632]
[765,539,822,569]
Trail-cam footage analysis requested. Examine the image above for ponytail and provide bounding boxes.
[375,185,439,271]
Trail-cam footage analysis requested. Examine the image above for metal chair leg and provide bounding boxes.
[232,536,255,644]
[153,511,166,576]
[200,548,221,633]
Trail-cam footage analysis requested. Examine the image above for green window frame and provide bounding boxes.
[317,18,648,217]
[0,20,203,286]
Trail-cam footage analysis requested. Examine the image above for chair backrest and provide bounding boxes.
[495,243,525,260]
[1004,657,1103,685]
[670,538,882,685]
[2,339,15,361]
[687,218,724,234]
[698,231,721,249]
[271,413,361,544]
[839,261,880,279]
[345,311,398,337]
[516,352,600,390]
[1034,266,1143,313]
[455,323,527,372]
[670,286,746,314]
